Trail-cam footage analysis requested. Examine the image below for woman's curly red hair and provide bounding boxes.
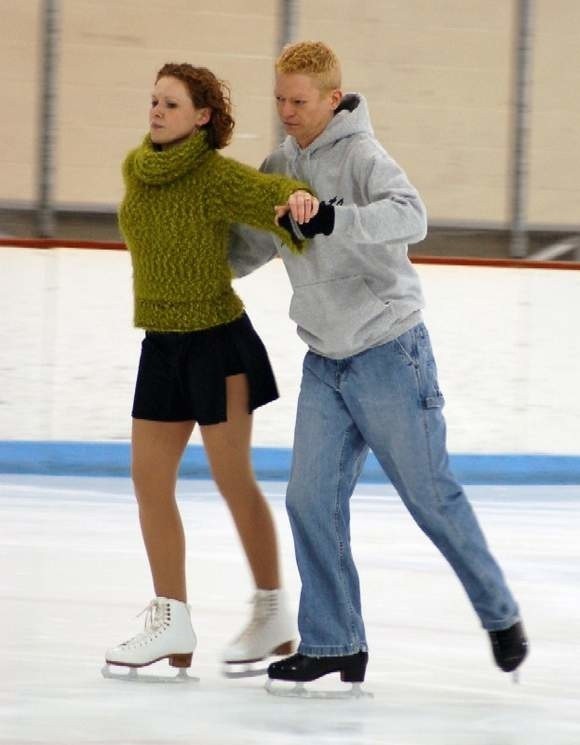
[156,63,235,149]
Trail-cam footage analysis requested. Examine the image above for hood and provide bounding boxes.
[282,93,374,160]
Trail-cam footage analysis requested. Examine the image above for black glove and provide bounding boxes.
[278,201,335,240]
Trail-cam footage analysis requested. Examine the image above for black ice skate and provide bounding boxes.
[265,651,372,699]
[488,621,528,681]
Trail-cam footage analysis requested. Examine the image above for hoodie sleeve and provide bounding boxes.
[332,140,427,246]
[228,223,279,278]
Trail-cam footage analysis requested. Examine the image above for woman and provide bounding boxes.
[103,62,318,679]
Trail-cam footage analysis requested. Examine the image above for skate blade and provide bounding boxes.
[265,679,373,700]
[221,661,268,679]
[101,664,199,684]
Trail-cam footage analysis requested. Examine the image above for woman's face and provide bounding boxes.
[149,76,210,148]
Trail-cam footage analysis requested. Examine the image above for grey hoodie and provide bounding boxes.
[229,93,427,359]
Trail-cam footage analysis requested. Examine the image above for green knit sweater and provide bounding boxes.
[119,131,309,332]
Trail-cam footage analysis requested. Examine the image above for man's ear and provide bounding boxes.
[330,89,343,111]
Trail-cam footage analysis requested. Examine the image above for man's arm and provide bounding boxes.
[279,141,427,246]
[336,143,428,245]
[228,223,279,278]
[228,149,292,278]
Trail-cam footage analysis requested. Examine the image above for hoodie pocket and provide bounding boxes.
[289,275,394,354]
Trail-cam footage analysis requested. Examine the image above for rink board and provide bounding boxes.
[2,440,580,484]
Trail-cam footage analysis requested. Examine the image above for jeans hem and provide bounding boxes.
[298,641,368,656]
[482,614,521,632]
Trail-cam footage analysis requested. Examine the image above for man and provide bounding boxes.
[228,41,527,686]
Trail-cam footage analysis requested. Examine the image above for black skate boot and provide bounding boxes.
[488,621,528,673]
[268,650,368,683]
[266,651,371,699]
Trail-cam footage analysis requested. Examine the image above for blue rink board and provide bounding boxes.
[1,440,580,484]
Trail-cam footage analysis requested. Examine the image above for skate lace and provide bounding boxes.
[120,598,170,649]
[235,592,276,643]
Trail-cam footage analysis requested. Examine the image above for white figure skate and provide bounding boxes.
[102,597,198,683]
[221,589,296,678]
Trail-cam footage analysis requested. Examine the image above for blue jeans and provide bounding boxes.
[287,322,519,657]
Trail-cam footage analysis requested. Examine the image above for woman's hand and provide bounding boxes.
[275,191,319,225]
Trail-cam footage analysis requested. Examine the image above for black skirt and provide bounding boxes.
[131,313,279,425]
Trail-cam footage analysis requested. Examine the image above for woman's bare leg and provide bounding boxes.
[201,375,280,589]
[131,418,194,601]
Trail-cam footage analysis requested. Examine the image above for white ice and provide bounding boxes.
[1,475,579,745]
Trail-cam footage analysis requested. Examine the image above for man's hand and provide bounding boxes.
[275,190,319,225]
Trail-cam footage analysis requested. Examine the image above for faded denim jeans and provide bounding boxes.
[287,322,520,657]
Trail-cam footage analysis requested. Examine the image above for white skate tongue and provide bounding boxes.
[116,599,168,649]
[137,598,167,631]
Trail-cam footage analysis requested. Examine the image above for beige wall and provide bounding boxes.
[0,0,578,228]
[528,1,580,226]
[1,0,41,202]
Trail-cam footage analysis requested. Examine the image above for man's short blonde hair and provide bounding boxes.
[275,41,341,91]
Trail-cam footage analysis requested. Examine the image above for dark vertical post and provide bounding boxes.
[275,0,299,145]
[510,0,534,258]
[37,0,59,237]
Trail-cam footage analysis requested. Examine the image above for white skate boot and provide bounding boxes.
[221,589,296,678]
[102,597,198,683]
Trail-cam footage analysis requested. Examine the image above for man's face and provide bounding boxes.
[275,73,342,149]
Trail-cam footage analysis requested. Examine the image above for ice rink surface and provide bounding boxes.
[1,475,579,745]
[2,246,579,742]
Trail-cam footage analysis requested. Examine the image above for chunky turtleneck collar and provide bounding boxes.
[133,130,212,185]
